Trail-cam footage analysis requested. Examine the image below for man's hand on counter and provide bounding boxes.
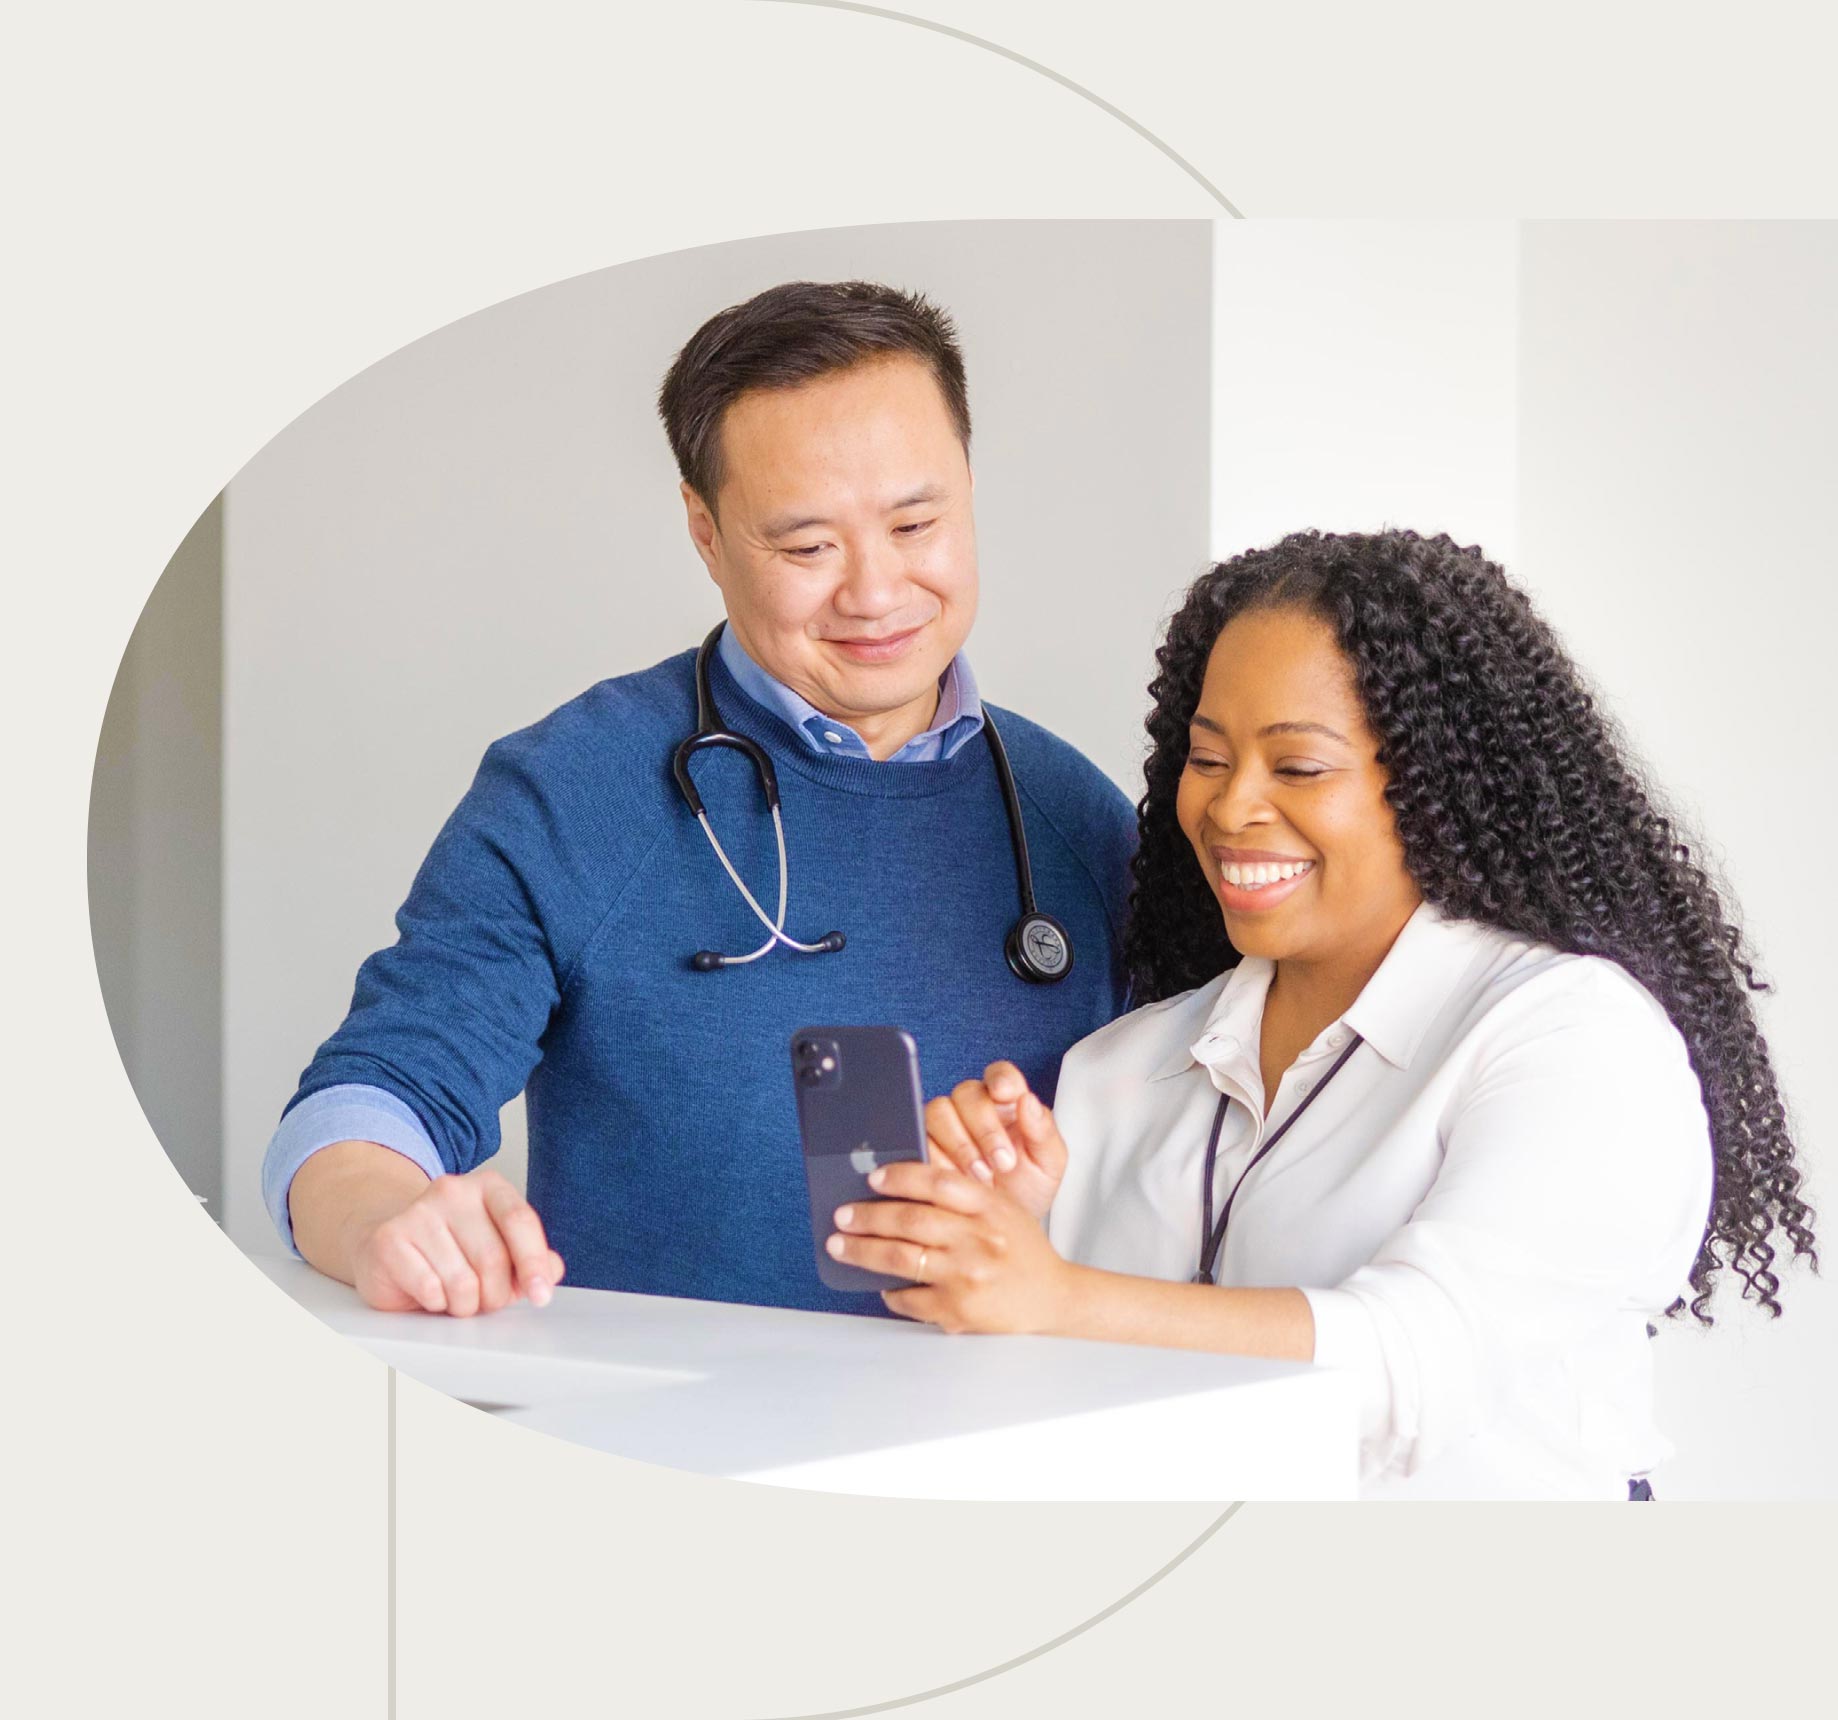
[290,1142,566,1316]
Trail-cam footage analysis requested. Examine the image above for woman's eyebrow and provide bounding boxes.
[1189,714,1350,743]
[1260,720,1349,743]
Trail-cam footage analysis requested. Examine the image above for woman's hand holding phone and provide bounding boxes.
[828,1159,1077,1335]
[923,1061,1067,1222]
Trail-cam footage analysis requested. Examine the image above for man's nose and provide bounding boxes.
[831,538,906,616]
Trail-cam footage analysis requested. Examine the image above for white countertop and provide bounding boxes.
[255,1255,1357,1500]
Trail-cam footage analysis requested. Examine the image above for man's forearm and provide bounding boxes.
[288,1140,434,1284]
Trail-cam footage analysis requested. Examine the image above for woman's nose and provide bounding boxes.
[1208,767,1274,832]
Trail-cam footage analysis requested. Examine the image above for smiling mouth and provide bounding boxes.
[826,626,925,661]
[1218,858,1315,890]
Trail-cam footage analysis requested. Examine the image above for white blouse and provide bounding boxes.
[1046,902,1714,1500]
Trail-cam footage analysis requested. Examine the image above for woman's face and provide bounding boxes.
[1175,606,1421,968]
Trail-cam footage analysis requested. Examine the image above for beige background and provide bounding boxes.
[16,1,1838,1715]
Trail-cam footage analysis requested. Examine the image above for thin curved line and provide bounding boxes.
[388,1367,397,1720]
[747,1503,1245,1719]
[731,11,1241,1715]
[759,0,1244,217]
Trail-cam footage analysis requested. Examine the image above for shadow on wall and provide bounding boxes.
[89,494,224,1216]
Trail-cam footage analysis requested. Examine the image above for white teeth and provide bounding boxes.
[1220,859,1313,889]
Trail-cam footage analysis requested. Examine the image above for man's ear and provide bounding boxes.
[681,481,720,575]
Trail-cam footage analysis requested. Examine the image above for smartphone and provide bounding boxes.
[791,1026,930,1293]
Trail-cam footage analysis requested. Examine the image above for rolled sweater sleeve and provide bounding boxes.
[1301,962,1714,1484]
[262,1085,445,1255]
[279,727,604,1182]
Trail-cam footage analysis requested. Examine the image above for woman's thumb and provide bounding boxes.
[1017,1090,1064,1161]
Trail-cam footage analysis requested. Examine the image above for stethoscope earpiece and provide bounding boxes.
[690,929,842,972]
[678,625,1069,983]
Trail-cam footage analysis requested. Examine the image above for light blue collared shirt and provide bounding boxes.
[262,625,986,1255]
[715,624,984,763]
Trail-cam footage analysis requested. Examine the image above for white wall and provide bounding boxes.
[1212,222,1520,560]
[221,220,1213,1250]
[1211,220,1838,1499]
[1517,223,1838,1500]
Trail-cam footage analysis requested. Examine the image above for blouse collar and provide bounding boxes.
[1148,901,1494,1084]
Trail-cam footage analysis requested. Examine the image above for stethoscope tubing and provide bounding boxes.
[673,624,1071,981]
[691,802,835,962]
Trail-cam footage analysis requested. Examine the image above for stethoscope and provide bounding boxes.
[672,625,1075,983]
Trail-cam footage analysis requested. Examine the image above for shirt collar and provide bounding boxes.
[714,622,984,762]
[1147,901,1489,1082]
[1338,901,1494,1068]
[1148,959,1273,1082]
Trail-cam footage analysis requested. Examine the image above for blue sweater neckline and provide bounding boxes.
[704,647,992,802]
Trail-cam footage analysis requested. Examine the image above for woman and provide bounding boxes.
[823,528,1818,1498]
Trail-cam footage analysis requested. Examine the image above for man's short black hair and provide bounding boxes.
[657,280,972,509]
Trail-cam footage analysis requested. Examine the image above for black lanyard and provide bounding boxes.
[1193,1033,1365,1285]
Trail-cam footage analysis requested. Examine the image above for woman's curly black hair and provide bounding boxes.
[1125,529,1816,1321]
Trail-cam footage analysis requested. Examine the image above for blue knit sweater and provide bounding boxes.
[284,646,1136,1315]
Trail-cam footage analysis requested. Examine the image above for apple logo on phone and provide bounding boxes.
[850,1143,877,1176]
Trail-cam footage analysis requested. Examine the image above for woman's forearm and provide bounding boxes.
[1048,1263,1317,1362]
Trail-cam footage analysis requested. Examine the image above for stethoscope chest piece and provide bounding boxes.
[1005,911,1074,984]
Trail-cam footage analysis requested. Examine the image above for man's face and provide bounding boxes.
[682,354,978,752]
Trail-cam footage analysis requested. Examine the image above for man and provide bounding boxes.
[264,280,1136,1318]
